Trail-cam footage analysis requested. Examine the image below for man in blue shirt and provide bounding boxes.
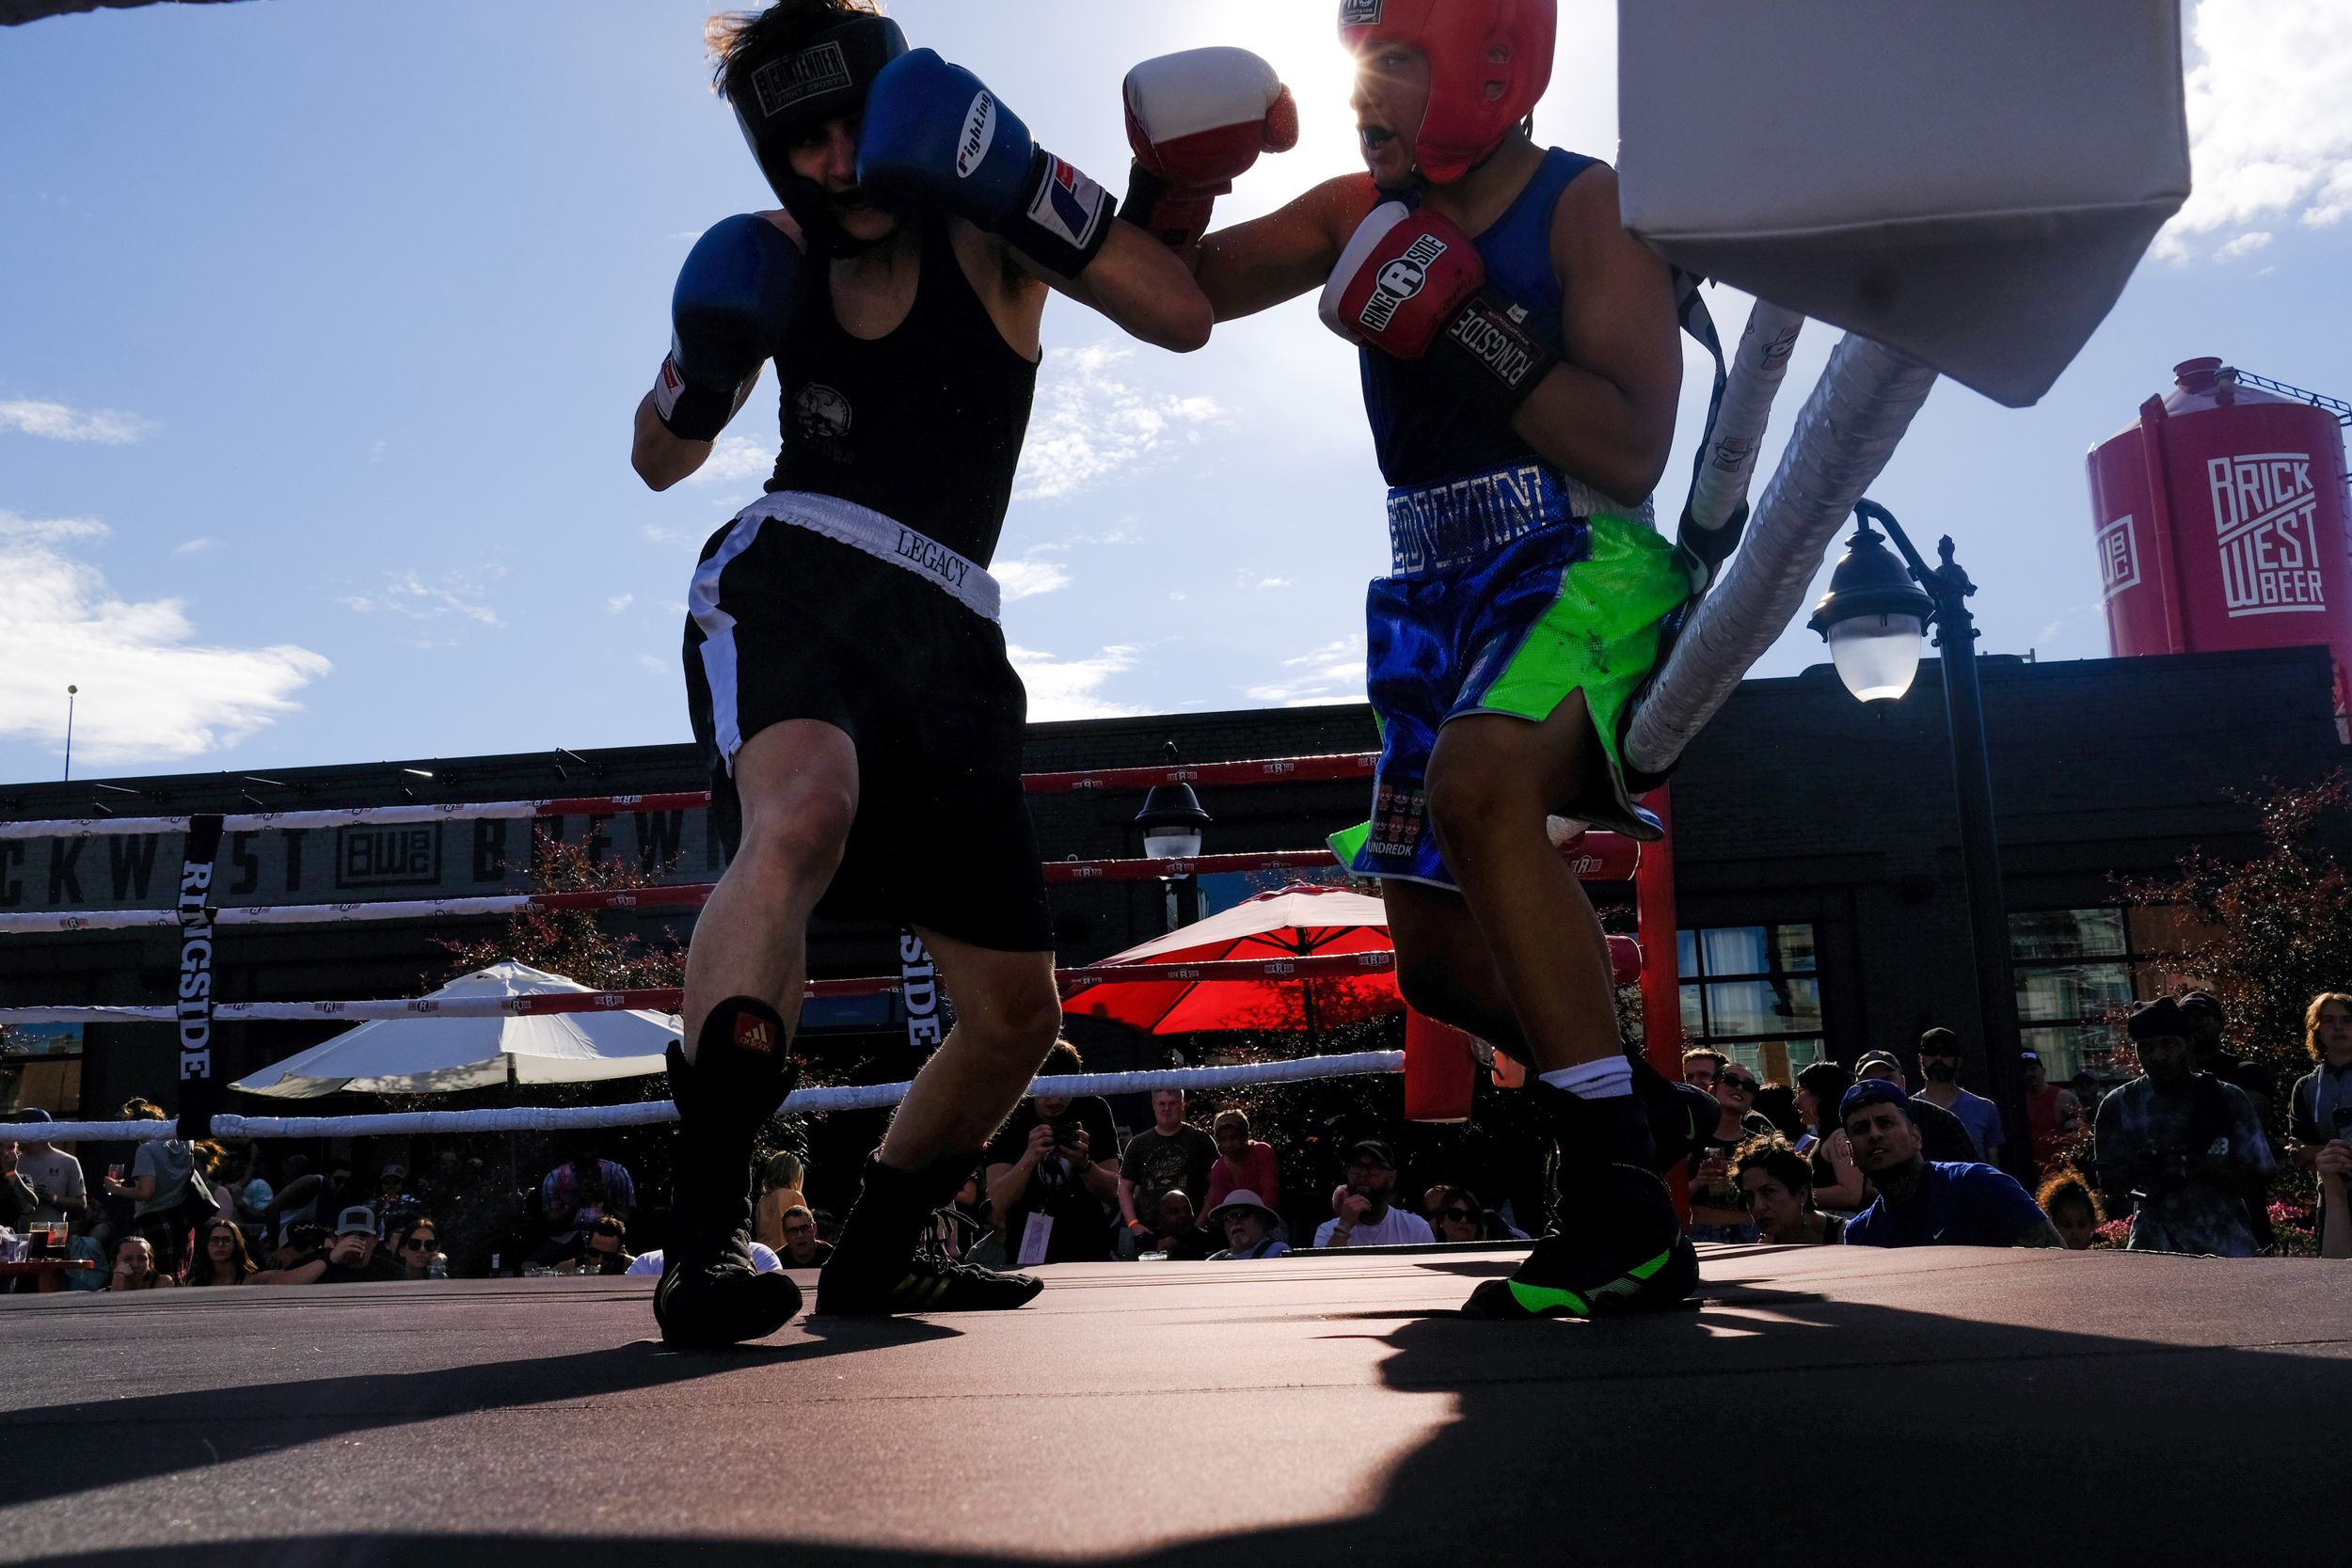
[1838,1081,2062,1249]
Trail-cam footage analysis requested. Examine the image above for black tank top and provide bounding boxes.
[768,216,1038,566]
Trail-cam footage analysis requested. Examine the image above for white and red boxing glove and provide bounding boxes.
[1320,201,1560,418]
[1120,46,1297,250]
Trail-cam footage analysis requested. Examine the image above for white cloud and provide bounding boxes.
[173,537,215,556]
[0,400,158,445]
[2214,230,2273,261]
[1008,642,1143,721]
[2155,0,2352,260]
[1014,344,1223,502]
[993,558,1072,602]
[607,594,635,614]
[338,565,506,627]
[0,511,328,765]
[684,435,775,486]
[1244,635,1365,706]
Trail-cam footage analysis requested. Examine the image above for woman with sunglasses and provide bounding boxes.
[391,1217,447,1281]
[1422,1185,1529,1243]
[183,1220,257,1287]
[1687,1064,1777,1243]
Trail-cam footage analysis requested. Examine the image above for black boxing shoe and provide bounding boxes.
[1526,1076,1659,1176]
[1630,1055,1721,1173]
[818,1151,1043,1315]
[1463,1164,1698,1321]
[654,999,802,1349]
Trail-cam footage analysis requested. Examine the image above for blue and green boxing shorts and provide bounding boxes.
[1330,465,1692,892]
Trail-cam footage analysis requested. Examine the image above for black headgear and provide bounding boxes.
[727,13,908,256]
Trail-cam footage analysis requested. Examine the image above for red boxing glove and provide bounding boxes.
[1320,202,1560,417]
[1121,46,1298,249]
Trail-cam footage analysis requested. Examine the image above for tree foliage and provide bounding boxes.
[434,830,688,994]
[2122,771,2352,1093]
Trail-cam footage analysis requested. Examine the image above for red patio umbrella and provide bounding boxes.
[1063,883,1402,1036]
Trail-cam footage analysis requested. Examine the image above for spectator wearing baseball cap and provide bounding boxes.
[1914,1027,2006,1165]
[1204,1190,1289,1259]
[1837,1082,2061,1250]
[1853,1050,1979,1165]
[1315,1140,1435,1249]
[2088,997,2275,1257]
[6,1109,87,1231]
[251,1204,408,1285]
[2178,990,2276,1117]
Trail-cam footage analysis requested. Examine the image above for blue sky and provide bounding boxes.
[1,0,2346,781]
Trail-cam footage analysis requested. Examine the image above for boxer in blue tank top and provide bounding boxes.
[1130,1,1713,1320]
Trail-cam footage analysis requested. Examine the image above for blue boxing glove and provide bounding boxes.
[857,49,1116,279]
[651,214,803,442]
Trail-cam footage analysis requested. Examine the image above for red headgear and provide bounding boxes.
[1338,0,1556,185]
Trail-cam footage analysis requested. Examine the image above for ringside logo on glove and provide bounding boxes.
[1359,234,1447,333]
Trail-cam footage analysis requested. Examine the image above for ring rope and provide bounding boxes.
[0,942,1643,1026]
[11,1051,1408,1145]
[0,752,1384,843]
[0,838,1638,936]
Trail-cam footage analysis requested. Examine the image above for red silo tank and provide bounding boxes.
[2087,357,2352,710]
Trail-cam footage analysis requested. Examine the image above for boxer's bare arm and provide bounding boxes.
[632,395,718,491]
[1193,175,1371,323]
[1026,218,1214,352]
[1513,165,1681,507]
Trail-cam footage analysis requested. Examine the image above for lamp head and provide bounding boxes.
[1807,523,1934,703]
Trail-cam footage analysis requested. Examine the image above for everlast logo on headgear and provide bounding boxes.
[956,91,997,179]
[1338,0,1384,24]
[754,42,853,119]
[1359,234,1447,332]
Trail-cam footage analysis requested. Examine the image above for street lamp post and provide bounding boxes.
[1134,743,1213,932]
[62,685,77,782]
[1808,500,2032,1180]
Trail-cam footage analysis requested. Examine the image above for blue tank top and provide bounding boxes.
[1359,148,1597,488]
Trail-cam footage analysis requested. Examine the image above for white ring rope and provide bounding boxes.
[10,1052,1406,1144]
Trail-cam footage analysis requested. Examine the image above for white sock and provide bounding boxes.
[1541,1057,1633,1100]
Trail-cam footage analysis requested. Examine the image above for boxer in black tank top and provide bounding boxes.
[628,0,1209,1342]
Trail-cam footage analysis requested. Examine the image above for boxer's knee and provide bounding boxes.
[973,985,1063,1066]
[732,790,854,895]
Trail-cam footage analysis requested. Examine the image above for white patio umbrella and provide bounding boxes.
[230,960,681,1099]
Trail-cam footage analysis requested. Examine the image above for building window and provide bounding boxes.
[2010,906,2200,1082]
[0,1023,84,1117]
[1677,923,1824,1085]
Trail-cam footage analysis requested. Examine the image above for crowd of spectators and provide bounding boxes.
[7,983,2352,1295]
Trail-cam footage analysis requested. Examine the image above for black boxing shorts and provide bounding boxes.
[683,491,1054,954]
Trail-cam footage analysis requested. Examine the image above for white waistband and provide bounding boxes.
[735,491,1001,621]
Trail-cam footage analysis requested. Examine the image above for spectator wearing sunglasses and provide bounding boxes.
[563,1215,636,1276]
[1687,1064,1777,1243]
[1730,1136,1845,1245]
[391,1216,448,1280]
[1422,1185,1528,1243]
[252,1205,409,1284]
[777,1206,832,1269]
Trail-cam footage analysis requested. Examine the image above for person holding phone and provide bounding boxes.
[983,1042,1121,1266]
